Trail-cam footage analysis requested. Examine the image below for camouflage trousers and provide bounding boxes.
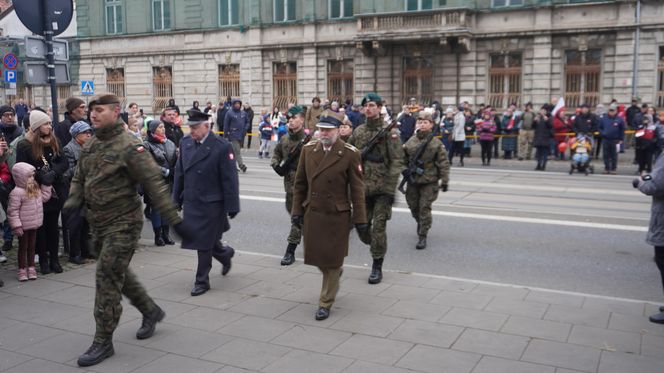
[285,188,302,245]
[365,194,394,259]
[93,226,156,343]
[405,182,440,236]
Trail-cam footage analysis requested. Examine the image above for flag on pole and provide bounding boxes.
[552,97,565,117]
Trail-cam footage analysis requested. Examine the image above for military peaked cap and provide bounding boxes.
[186,109,210,126]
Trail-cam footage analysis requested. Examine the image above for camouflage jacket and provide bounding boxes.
[64,119,181,234]
[403,131,450,186]
[271,128,307,183]
[348,117,404,196]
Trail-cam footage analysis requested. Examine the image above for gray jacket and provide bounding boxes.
[63,139,82,183]
[638,152,664,246]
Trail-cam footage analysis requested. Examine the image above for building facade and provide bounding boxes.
[75,0,664,116]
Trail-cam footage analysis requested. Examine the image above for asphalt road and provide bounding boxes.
[144,147,661,302]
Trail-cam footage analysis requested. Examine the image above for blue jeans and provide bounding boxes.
[3,223,12,243]
[602,140,618,171]
[150,210,164,230]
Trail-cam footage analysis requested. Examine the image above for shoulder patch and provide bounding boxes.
[343,143,358,152]
[135,145,146,153]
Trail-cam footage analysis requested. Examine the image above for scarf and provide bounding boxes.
[152,133,166,143]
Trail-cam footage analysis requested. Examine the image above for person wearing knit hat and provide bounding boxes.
[0,105,23,150]
[62,120,94,265]
[57,97,88,148]
[29,110,51,133]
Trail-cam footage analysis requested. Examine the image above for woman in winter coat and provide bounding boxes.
[634,153,664,324]
[7,162,51,281]
[449,107,466,166]
[144,120,177,246]
[533,107,554,171]
[500,109,518,159]
[15,110,68,275]
[553,110,572,160]
[477,111,497,166]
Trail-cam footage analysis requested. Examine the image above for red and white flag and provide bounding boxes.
[552,97,565,117]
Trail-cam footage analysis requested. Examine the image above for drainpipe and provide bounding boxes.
[456,48,460,105]
[631,0,640,99]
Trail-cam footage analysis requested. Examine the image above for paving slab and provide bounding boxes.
[130,353,223,373]
[484,297,549,319]
[568,325,641,354]
[217,315,295,342]
[521,339,601,372]
[4,358,90,373]
[270,324,352,353]
[227,296,299,318]
[0,321,64,352]
[377,284,440,302]
[396,344,482,373]
[199,338,291,371]
[329,312,405,337]
[276,304,351,328]
[165,306,244,332]
[544,304,611,329]
[382,299,451,322]
[500,315,572,342]
[144,325,234,358]
[70,341,166,373]
[438,307,509,332]
[430,290,493,310]
[641,333,664,358]
[472,356,556,373]
[0,348,33,371]
[452,328,530,360]
[330,334,413,366]
[342,360,421,373]
[388,319,464,348]
[598,350,664,373]
[524,290,585,308]
[24,332,93,363]
[262,349,354,373]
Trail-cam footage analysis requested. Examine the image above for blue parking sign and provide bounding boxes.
[4,70,16,83]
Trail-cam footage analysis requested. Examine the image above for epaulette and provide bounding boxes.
[304,140,318,147]
[344,143,358,152]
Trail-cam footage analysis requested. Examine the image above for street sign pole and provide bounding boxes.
[43,0,59,123]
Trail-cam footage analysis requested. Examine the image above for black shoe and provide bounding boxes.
[280,243,297,266]
[77,340,114,367]
[161,226,175,245]
[239,164,247,173]
[136,305,165,340]
[660,305,664,312]
[415,236,427,250]
[50,260,63,274]
[69,256,85,265]
[190,284,210,296]
[649,311,664,324]
[315,307,330,321]
[368,258,383,284]
[40,262,51,275]
[221,247,234,276]
[154,229,165,247]
[2,240,11,251]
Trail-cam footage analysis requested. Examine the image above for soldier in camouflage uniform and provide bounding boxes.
[64,94,191,367]
[403,110,450,250]
[271,106,310,265]
[348,93,404,284]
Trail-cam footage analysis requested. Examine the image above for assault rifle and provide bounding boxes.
[360,120,398,163]
[274,134,312,176]
[398,132,434,194]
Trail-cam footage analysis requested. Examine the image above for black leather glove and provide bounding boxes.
[172,221,194,242]
[632,178,641,189]
[355,223,369,234]
[272,164,285,177]
[291,215,303,228]
[440,184,448,192]
[36,169,56,186]
[228,212,238,219]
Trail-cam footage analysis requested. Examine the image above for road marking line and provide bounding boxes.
[235,250,661,305]
[240,195,647,232]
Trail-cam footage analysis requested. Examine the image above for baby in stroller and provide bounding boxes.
[569,134,594,175]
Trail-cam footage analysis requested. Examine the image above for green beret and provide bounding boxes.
[88,93,121,109]
[287,105,304,118]
[361,92,382,106]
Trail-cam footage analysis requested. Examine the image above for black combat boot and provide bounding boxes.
[161,226,175,245]
[50,259,63,274]
[239,164,247,173]
[40,261,51,274]
[281,243,297,266]
[258,151,263,159]
[154,229,165,246]
[136,305,165,340]
[77,340,114,367]
[368,258,383,284]
[416,235,427,250]
[650,311,664,324]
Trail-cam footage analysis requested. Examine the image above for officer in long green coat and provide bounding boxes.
[271,106,309,265]
[348,93,404,284]
[64,94,191,367]
[403,110,450,250]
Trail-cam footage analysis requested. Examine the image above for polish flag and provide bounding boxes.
[552,97,565,117]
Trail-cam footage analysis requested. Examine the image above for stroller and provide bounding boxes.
[568,134,594,175]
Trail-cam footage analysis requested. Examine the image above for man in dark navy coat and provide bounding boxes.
[173,109,240,296]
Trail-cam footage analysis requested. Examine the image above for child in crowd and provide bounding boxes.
[258,113,274,158]
[7,162,52,281]
[477,111,497,166]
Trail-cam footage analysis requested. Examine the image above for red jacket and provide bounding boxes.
[0,162,10,184]
[553,117,571,142]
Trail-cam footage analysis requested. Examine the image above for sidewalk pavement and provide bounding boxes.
[0,242,663,373]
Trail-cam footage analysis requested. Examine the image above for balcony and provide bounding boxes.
[355,9,472,43]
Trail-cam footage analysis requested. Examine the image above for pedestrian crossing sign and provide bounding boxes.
[81,80,94,96]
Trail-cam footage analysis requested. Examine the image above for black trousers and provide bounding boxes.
[655,246,664,293]
[480,140,492,164]
[195,242,232,286]
[37,209,60,265]
[535,146,549,169]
